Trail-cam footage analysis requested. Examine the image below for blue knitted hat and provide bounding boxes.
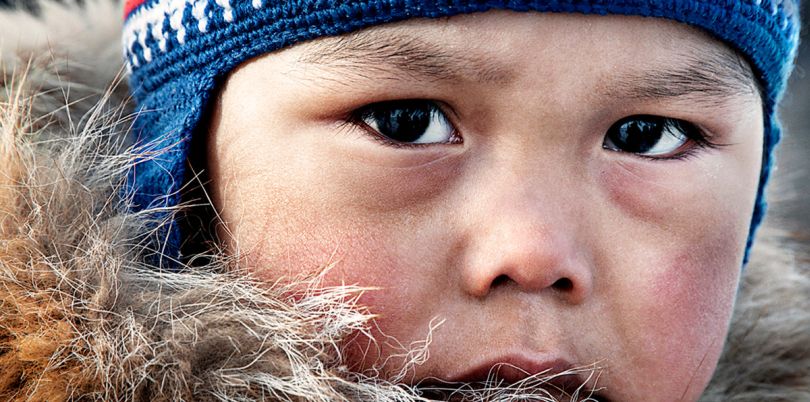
[123,0,801,263]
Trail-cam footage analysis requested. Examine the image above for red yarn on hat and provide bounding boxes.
[124,0,146,19]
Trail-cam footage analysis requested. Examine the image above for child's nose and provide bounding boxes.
[457,173,594,304]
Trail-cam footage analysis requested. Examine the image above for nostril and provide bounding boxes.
[491,274,510,288]
[552,278,573,292]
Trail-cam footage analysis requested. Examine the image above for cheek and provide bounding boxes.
[601,156,757,231]
[233,192,447,376]
[612,233,741,401]
[212,147,450,325]
[596,154,757,400]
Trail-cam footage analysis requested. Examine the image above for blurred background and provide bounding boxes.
[769,0,810,239]
[1,0,808,240]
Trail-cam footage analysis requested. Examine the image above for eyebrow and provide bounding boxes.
[298,29,761,104]
[297,30,516,85]
[603,46,762,105]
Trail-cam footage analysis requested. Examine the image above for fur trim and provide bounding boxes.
[703,229,810,401]
[2,2,809,401]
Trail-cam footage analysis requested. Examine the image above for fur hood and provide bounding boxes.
[1,2,809,401]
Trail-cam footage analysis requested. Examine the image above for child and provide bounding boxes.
[1,1,808,401]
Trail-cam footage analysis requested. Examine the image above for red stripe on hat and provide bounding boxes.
[124,0,147,19]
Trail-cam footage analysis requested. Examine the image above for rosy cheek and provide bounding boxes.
[597,155,750,399]
[293,225,450,375]
[316,258,428,375]
[614,228,741,399]
[643,247,738,348]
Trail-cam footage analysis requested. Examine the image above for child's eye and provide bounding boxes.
[602,115,709,159]
[355,100,460,145]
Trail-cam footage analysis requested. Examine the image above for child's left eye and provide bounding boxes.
[602,115,712,159]
[354,100,460,146]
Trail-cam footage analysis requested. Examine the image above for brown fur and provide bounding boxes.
[1,2,809,401]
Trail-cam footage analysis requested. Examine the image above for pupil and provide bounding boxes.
[614,118,664,153]
[372,103,432,143]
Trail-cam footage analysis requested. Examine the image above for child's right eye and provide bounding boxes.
[354,100,462,146]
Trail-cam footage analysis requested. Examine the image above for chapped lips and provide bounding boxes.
[416,355,610,401]
[446,355,577,384]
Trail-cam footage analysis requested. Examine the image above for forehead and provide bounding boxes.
[291,12,760,105]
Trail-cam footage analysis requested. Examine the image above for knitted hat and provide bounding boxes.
[123,0,801,264]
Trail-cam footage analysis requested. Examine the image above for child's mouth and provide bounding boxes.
[411,358,611,402]
[412,378,611,402]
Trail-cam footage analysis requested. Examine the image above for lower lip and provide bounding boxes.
[436,354,613,401]
[447,355,574,384]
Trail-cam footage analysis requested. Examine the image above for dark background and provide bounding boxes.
[1,0,808,236]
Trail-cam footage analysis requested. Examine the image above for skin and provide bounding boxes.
[206,12,764,402]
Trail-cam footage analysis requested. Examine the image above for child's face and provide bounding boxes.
[206,11,763,401]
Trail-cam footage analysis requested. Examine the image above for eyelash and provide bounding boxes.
[345,100,461,149]
[638,123,724,162]
[343,100,724,159]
